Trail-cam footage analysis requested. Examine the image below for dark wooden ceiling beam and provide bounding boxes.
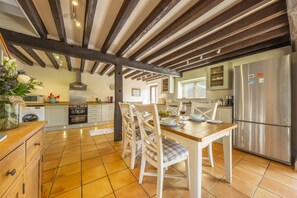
[48,0,72,71]
[99,64,112,76]
[137,73,152,81]
[48,0,66,42]
[82,0,98,47]
[65,56,72,71]
[141,0,274,62]
[91,61,100,74]
[154,1,287,66]
[101,0,140,53]
[173,26,289,70]
[107,67,115,76]
[45,52,59,69]
[81,0,98,72]
[7,44,33,66]
[129,0,223,60]
[132,72,149,80]
[175,28,289,70]
[16,0,48,38]
[165,15,288,69]
[173,27,289,70]
[124,70,141,79]
[122,68,133,75]
[125,71,142,79]
[144,74,164,82]
[0,28,181,77]
[22,47,46,67]
[178,34,290,72]
[116,0,180,56]
[80,59,85,72]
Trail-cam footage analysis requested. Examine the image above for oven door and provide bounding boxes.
[69,115,87,125]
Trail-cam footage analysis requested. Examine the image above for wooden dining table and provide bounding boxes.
[160,120,237,198]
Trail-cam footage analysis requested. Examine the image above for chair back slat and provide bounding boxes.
[135,104,163,163]
[166,102,182,116]
[119,103,136,141]
[191,101,219,120]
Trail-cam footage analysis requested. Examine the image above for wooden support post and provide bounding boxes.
[114,64,123,141]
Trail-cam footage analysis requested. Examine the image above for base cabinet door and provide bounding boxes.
[2,176,24,198]
[24,153,42,198]
[45,106,68,127]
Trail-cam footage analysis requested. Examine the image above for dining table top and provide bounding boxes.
[159,120,237,142]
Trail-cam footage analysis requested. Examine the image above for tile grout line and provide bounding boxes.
[46,131,68,198]
[92,127,116,197]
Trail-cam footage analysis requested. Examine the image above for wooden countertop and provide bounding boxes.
[26,101,114,106]
[0,121,47,159]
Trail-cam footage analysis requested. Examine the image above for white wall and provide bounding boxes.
[15,60,150,102]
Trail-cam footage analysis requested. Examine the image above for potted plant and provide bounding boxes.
[0,57,43,130]
[47,93,60,103]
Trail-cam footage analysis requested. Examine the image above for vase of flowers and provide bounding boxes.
[0,57,43,130]
[48,93,60,103]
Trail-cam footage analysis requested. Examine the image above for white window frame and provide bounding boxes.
[177,77,206,99]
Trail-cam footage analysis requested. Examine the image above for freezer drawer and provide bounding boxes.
[233,121,291,163]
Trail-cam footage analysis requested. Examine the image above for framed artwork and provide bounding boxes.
[131,88,141,96]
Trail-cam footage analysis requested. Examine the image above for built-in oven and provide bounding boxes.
[69,104,88,125]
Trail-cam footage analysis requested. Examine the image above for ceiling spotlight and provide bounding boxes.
[186,60,189,64]
[217,49,221,54]
[200,55,203,60]
[72,0,79,6]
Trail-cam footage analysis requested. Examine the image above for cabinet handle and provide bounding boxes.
[35,142,41,146]
[6,169,16,176]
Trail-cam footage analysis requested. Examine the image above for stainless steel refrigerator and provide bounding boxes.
[233,55,291,164]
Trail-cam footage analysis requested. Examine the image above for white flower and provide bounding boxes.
[17,74,31,83]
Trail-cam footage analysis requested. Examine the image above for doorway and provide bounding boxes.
[150,85,158,104]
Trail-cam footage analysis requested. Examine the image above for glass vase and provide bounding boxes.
[0,96,19,131]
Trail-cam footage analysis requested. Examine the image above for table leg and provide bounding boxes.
[189,142,202,198]
[223,130,232,183]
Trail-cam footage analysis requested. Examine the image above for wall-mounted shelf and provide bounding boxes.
[207,64,232,90]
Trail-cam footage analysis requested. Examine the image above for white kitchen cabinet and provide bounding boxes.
[88,104,102,123]
[207,63,232,90]
[102,104,114,122]
[215,108,233,123]
[45,105,68,127]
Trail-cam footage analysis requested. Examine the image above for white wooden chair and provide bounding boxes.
[119,102,141,169]
[191,101,219,167]
[166,102,183,116]
[134,104,190,198]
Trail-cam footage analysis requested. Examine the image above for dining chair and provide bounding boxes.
[119,102,141,169]
[191,101,219,167]
[166,102,183,116]
[134,104,190,198]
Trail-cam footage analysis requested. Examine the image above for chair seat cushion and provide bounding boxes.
[145,139,188,162]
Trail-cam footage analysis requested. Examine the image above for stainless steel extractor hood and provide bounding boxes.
[69,71,87,91]
[69,71,87,104]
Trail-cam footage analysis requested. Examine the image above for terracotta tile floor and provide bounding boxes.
[42,125,297,198]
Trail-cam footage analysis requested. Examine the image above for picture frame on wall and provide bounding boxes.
[131,88,141,96]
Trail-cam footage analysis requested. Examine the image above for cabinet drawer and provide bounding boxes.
[0,144,25,197]
[88,108,102,113]
[26,129,43,165]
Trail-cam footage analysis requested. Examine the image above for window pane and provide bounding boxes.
[196,80,206,98]
[184,82,195,98]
